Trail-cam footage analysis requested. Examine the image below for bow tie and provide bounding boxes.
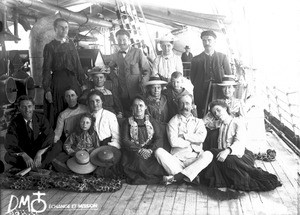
[119,51,126,54]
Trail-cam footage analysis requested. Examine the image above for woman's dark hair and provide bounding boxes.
[75,113,95,135]
[131,94,150,116]
[64,86,79,97]
[87,89,105,105]
[209,99,231,116]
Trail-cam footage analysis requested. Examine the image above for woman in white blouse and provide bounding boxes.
[87,90,120,149]
[200,99,281,192]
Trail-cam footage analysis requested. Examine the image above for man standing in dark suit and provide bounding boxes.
[181,46,193,66]
[5,96,61,169]
[109,29,150,116]
[190,30,232,118]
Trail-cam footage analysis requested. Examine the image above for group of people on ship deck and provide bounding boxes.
[2,18,282,192]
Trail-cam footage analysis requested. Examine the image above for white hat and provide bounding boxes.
[144,76,168,86]
[217,76,239,86]
[155,33,177,42]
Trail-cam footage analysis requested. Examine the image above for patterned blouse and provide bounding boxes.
[64,131,100,155]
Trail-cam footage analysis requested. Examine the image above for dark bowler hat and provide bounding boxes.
[217,75,239,86]
[115,29,130,38]
[201,30,217,39]
[90,145,121,167]
[184,45,190,49]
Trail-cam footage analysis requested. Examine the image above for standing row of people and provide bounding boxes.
[41,18,231,127]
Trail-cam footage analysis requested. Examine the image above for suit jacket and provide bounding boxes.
[181,52,193,63]
[190,51,232,106]
[5,112,54,158]
[110,47,150,100]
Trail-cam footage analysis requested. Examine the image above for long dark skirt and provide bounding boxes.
[122,150,166,185]
[44,69,82,128]
[200,149,282,191]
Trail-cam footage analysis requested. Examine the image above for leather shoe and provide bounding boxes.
[163,175,176,185]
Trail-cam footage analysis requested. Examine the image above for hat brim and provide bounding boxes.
[90,145,121,167]
[217,81,239,86]
[87,71,109,76]
[67,157,96,174]
[144,80,168,86]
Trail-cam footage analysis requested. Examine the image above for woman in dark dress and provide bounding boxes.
[201,99,282,191]
[42,18,86,127]
[121,95,166,184]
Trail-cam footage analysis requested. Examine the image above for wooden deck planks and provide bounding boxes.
[160,184,177,215]
[171,183,188,215]
[110,184,138,215]
[135,185,158,215]
[98,183,128,215]
[122,185,148,215]
[147,185,167,215]
[183,185,197,215]
[84,192,113,215]
[239,193,255,215]
[195,185,208,215]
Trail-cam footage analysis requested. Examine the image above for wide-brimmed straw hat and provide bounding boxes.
[155,33,177,42]
[90,145,121,167]
[217,76,239,86]
[67,150,96,174]
[144,76,168,86]
[87,66,110,76]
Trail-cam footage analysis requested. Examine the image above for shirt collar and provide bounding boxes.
[204,51,215,56]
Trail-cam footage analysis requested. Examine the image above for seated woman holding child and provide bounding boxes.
[121,95,166,184]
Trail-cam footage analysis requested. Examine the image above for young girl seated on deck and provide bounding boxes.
[52,113,100,172]
[200,99,282,192]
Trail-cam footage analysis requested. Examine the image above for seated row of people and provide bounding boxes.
[4,89,281,192]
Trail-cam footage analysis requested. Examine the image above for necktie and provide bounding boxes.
[26,120,33,140]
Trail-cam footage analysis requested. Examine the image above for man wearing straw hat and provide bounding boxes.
[190,30,232,118]
[152,33,183,81]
